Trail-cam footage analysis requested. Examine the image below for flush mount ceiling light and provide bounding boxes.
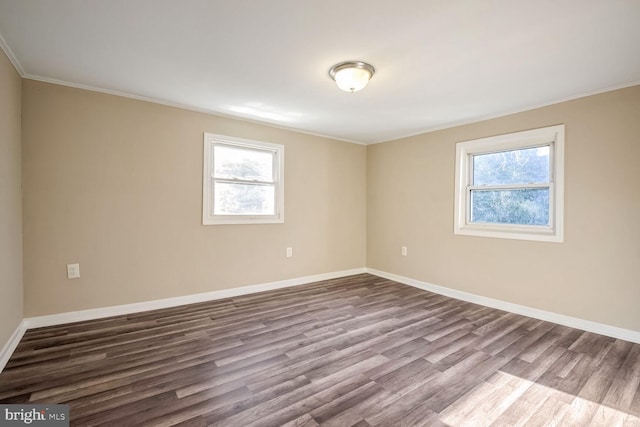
[328,61,375,93]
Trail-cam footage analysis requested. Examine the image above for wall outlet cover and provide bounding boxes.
[67,263,80,279]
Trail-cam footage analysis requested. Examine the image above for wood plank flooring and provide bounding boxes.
[1,273,639,426]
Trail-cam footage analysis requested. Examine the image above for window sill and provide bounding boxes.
[203,216,284,225]
[454,224,563,243]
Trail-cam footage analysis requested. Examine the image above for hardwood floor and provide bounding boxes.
[1,273,639,426]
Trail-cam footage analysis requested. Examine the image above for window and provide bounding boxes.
[203,133,284,225]
[454,124,564,242]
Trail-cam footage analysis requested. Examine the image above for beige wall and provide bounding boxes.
[16,76,640,333]
[22,80,367,316]
[368,85,640,332]
[0,50,23,344]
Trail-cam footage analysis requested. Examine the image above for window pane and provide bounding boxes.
[214,182,275,215]
[473,146,549,186]
[471,188,549,225]
[214,145,274,181]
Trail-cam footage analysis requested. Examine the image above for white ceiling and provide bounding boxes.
[1,1,639,144]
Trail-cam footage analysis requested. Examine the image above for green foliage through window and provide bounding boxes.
[471,188,549,225]
[470,145,551,226]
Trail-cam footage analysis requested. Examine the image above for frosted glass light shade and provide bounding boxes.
[329,61,375,93]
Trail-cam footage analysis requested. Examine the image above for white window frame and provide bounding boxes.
[203,133,284,225]
[454,124,564,242]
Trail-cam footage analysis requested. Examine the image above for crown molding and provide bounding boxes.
[371,79,640,145]
[9,51,640,147]
[0,32,25,76]
[22,74,366,146]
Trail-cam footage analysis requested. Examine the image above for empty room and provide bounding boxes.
[1,1,639,426]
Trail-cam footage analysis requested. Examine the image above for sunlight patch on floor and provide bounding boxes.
[439,371,640,426]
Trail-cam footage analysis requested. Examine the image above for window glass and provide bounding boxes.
[470,188,550,225]
[213,182,275,216]
[472,146,550,186]
[214,145,274,182]
[203,133,284,225]
[453,124,564,242]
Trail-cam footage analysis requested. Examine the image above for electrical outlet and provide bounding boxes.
[67,263,80,279]
[286,247,293,258]
[401,246,407,256]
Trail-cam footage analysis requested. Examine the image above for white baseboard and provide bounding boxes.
[4,266,637,375]
[367,268,640,344]
[23,268,367,330]
[0,320,28,373]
